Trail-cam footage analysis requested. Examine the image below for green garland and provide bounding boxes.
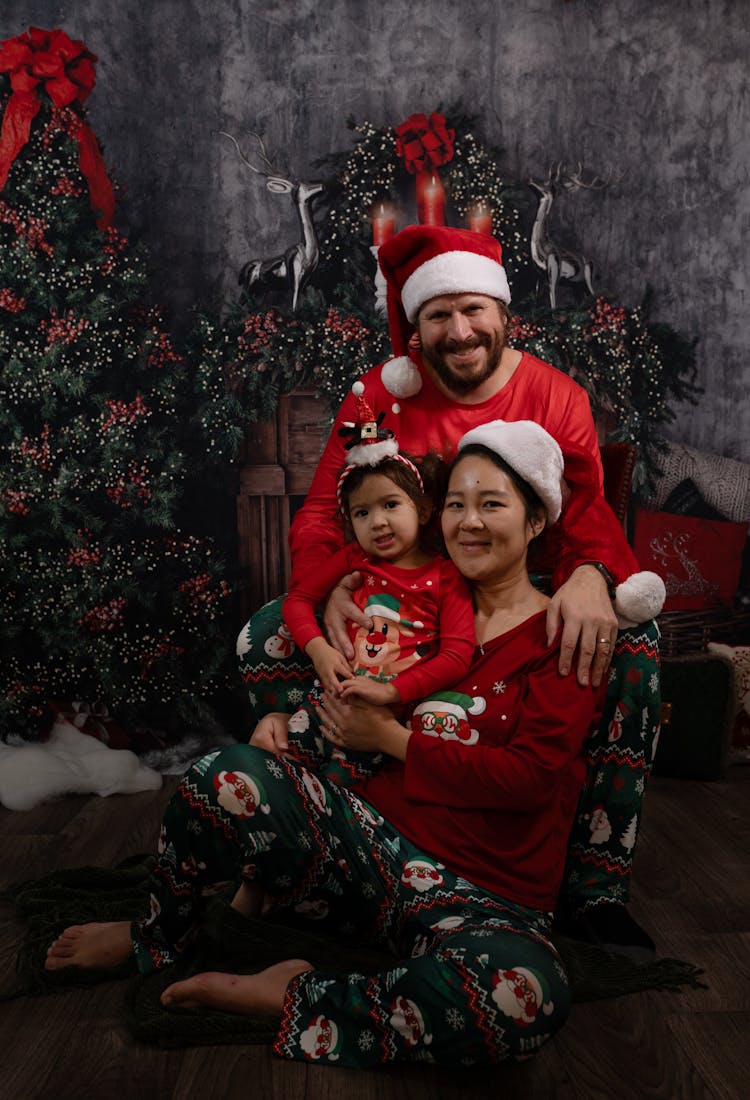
[191,110,700,490]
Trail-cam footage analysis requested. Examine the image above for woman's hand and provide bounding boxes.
[546,565,618,687]
[322,571,371,659]
[249,712,292,755]
[318,689,411,761]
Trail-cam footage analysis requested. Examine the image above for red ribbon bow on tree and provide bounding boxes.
[394,112,455,175]
[0,26,115,228]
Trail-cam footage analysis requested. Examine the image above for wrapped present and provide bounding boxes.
[48,699,130,750]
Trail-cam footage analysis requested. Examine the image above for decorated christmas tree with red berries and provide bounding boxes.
[0,28,236,741]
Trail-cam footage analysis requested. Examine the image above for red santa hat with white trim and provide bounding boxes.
[378,225,511,359]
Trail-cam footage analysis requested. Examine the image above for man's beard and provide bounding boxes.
[420,330,504,397]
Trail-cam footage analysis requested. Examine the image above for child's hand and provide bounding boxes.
[339,677,400,706]
[249,712,291,755]
[306,638,352,694]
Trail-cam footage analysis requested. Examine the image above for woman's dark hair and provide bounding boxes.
[448,443,547,531]
[339,451,447,553]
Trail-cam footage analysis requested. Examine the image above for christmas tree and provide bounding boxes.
[0,28,236,741]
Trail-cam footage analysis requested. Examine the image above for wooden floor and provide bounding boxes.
[1,765,749,1100]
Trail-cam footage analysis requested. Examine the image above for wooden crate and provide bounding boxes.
[236,388,329,618]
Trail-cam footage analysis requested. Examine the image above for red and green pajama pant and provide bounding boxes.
[132,743,569,1067]
[237,599,662,919]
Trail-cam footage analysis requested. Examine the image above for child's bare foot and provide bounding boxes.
[44,921,134,971]
[160,959,313,1015]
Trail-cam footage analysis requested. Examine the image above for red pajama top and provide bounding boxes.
[289,353,639,590]
[283,546,475,704]
[355,611,605,911]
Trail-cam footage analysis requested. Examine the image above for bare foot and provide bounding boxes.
[44,921,134,971]
[230,880,263,918]
[160,959,313,1015]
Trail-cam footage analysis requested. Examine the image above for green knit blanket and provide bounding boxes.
[2,857,706,1049]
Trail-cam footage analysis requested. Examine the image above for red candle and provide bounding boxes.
[371,203,396,246]
[416,171,445,226]
[469,202,493,235]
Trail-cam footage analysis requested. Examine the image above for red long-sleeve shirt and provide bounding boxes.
[283,545,475,704]
[355,610,605,910]
[289,353,639,589]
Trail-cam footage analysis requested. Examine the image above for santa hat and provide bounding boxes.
[457,419,563,525]
[364,592,424,630]
[378,225,511,358]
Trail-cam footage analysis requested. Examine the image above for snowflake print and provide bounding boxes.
[340,921,355,935]
[649,672,659,693]
[297,832,312,849]
[358,1030,375,1051]
[275,874,292,888]
[362,882,376,898]
[356,846,368,863]
[187,819,202,834]
[178,903,192,916]
[266,758,284,779]
[610,883,626,899]
[553,958,567,982]
[446,1007,465,1030]
[608,667,617,684]
[594,771,605,787]
[248,692,258,707]
[366,574,376,586]
[635,776,645,795]
[568,869,581,884]
[493,680,507,694]
[287,687,304,706]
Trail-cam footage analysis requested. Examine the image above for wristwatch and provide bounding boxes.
[580,561,616,600]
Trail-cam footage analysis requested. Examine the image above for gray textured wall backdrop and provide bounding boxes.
[3,0,748,461]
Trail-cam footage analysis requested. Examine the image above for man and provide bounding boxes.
[239,225,663,958]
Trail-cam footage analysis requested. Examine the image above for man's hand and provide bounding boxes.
[249,712,291,755]
[322,571,370,660]
[305,637,352,694]
[546,564,618,687]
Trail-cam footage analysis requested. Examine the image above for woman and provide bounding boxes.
[45,419,605,1068]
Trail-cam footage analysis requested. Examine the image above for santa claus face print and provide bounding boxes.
[441,454,537,585]
[347,472,425,567]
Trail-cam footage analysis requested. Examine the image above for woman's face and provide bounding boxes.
[441,454,540,583]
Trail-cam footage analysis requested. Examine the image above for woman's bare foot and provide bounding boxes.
[44,921,134,971]
[160,959,313,1015]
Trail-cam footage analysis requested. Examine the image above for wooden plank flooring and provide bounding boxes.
[1,767,749,1100]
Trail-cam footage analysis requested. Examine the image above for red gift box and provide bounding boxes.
[633,508,748,611]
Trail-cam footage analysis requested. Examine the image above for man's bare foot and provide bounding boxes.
[44,921,134,971]
[160,959,313,1015]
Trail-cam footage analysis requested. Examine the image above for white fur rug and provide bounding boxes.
[0,720,163,812]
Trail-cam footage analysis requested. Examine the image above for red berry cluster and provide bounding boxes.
[510,315,541,340]
[146,329,182,370]
[50,175,83,198]
[78,596,127,633]
[40,105,84,148]
[238,310,282,356]
[1,488,30,516]
[100,226,129,275]
[0,199,54,256]
[18,423,52,470]
[587,297,627,335]
[178,573,231,614]
[105,462,152,508]
[0,287,26,313]
[139,638,186,678]
[40,309,89,346]
[324,308,370,342]
[101,395,149,433]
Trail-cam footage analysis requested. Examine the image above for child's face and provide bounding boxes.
[347,473,422,563]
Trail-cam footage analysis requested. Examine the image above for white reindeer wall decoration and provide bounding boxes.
[220,130,324,312]
[528,162,611,309]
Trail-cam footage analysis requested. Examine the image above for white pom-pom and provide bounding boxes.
[614,571,666,628]
[352,380,365,397]
[381,356,422,398]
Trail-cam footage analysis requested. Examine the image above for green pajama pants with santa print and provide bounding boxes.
[132,743,569,1067]
[237,600,662,919]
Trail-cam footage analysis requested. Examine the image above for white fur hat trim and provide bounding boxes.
[380,356,422,398]
[401,251,511,322]
[346,438,398,467]
[614,571,666,628]
[457,419,563,524]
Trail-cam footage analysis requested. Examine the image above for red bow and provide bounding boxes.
[395,112,455,175]
[0,27,114,228]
